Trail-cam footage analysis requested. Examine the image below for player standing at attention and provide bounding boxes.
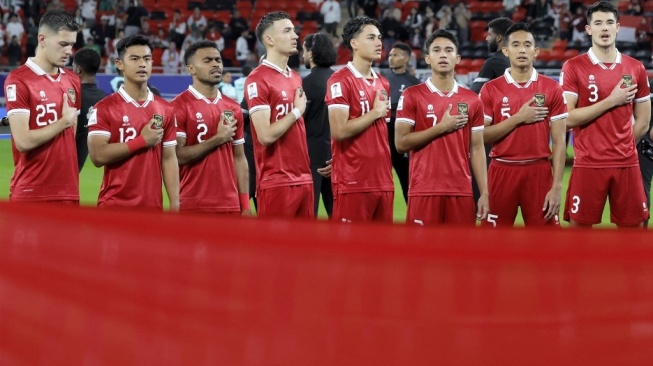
[395,29,488,225]
[480,23,568,227]
[245,12,313,218]
[171,40,250,215]
[325,16,394,223]
[561,1,651,227]
[88,35,179,211]
[4,10,80,203]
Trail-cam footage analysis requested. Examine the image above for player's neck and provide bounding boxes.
[430,72,455,91]
[32,55,58,75]
[123,81,149,101]
[509,66,533,83]
[80,73,96,84]
[265,52,289,73]
[391,65,407,74]
[591,45,617,63]
[193,81,218,99]
[352,57,374,78]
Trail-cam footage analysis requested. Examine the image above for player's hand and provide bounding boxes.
[317,159,332,178]
[241,209,251,216]
[141,118,164,147]
[608,79,637,107]
[371,90,390,119]
[294,87,307,115]
[542,187,561,221]
[215,113,237,144]
[516,97,549,124]
[476,193,489,221]
[60,93,77,128]
[438,104,468,133]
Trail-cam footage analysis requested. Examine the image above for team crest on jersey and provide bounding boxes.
[247,82,258,99]
[534,94,546,107]
[6,84,16,102]
[67,88,76,103]
[39,90,46,100]
[331,82,342,98]
[457,102,468,115]
[152,114,164,129]
[622,75,633,87]
[380,90,388,101]
[122,115,129,125]
[397,96,404,111]
[223,110,234,123]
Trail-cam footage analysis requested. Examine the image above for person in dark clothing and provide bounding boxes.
[72,48,107,171]
[240,97,257,210]
[639,98,653,227]
[6,35,22,67]
[302,33,337,217]
[385,42,420,203]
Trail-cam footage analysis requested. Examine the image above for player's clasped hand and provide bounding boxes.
[372,90,389,118]
[142,118,164,147]
[294,87,307,115]
[60,93,77,128]
[439,104,468,132]
[317,159,333,178]
[517,97,549,124]
[216,113,237,144]
[609,79,637,106]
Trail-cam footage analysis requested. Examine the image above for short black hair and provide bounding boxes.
[341,16,382,52]
[115,34,152,60]
[255,11,291,44]
[73,48,101,74]
[39,10,80,33]
[304,32,336,67]
[504,22,533,45]
[586,1,618,22]
[391,42,412,57]
[425,29,459,53]
[183,40,218,66]
[487,17,513,38]
[241,65,253,76]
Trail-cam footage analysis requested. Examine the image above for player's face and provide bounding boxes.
[117,45,153,83]
[388,48,408,70]
[503,30,538,68]
[425,37,460,74]
[486,28,500,53]
[40,29,77,68]
[269,18,299,56]
[188,47,223,85]
[586,11,619,48]
[351,24,382,62]
[302,43,311,68]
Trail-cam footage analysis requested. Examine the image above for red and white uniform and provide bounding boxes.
[5,58,81,202]
[172,86,244,213]
[88,86,177,210]
[560,48,650,168]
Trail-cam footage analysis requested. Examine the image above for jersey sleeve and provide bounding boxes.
[559,60,579,98]
[5,76,30,116]
[470,96,485,132]
[87,102,112,138]
[635,62,651,103]
[325,74,350,111]
[549,83,569,123]
[163,105,177,148]
[233,105,245,145]
[478,84,494,123]
[245,74,271,115]
[395,89,416,126]
[383,77,391,122]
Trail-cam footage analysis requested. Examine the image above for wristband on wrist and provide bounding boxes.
[126,136,147,153]
[291,107,301,121]
[239,193,251,211]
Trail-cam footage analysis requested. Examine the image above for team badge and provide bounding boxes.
[222,110,234,123]
[397,96,404,111]
[88,108,98,126]
[457,102,468,115]
[67,88,76,103]
[152,114,164,129]
[622,75,633,87]
[534,94,546,107]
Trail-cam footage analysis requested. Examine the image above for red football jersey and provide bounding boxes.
[480,69,568,161]
[560,49,650,168]
[396,79,484,196]
[5,58,81,202]
[88,86,177,209]
[171,87,245,213]
[324,62,393,194]
[244,60,312,190]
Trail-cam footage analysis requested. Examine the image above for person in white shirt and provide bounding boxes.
[186,6,207,33]
[79,0,97,28]
[320,0,341,36]
[235,29,250,66]
[5,14,24,42]
[161,42,181,74]
[218,71,237,100]
[233,65,251,102]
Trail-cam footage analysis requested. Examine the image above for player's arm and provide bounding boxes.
[633,99,651,143]
[330,90,388,141]
[470,130,489,220]
[88,118,163,167]
[565,80,637,128]
[483,97,548,144]
[251,87,306,146]
[176,114,236,165]
[233,144,251,215]
[161,146,180,212]
[543,118,566,220]
[395,104,468,154]
[10,93,77,152]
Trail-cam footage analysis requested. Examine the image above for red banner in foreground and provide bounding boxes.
[1,202,653,365]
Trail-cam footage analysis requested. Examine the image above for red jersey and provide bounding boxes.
[88,86,177,209]
[244,60,312,190]
[560,49,650,168]
[171,87,244,213]
[5,58,81,202]
[325,62,393,194]
[480,69,568,161]
[396,79,484,196]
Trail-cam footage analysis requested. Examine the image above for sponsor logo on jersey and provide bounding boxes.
[281,90,287,100]
[196,112,202,120]
[622,74,633,87]
[502,96,508,105]
[359,90,365,97]
[589,74,595,84]
[330,82,342,98]
[427,104,434,111]
[247,82,258,99]
[457,102,468,115]
[122,115,129,125]
[67,88,76,103]
[39,90,46,100]
[534,94,546,107]
[6,84,16,102]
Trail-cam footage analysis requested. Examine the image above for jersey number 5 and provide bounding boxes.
[35,103,58,126]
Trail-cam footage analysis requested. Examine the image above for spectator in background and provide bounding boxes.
[182,28,203,51]
[187,6,207,33]
[73,8,85,27]
[152,27,169,48]
[234,65,251,102]
[168,10,186,46]
[320,0,341,37]
[626,0,644,15]
[228,9,248,42]
[7,35,21,66]
[124,0,148,36]
[25,17,38,57]
[0,22,5,54]
[91,15,115,57]
[205,23,224,51]
[454,2,471,43]
[423,15,437,38]
[557,2,572,41]
[46,0,65,12]
[504,0,521,13]
[404,7,422,33]
[3,5,21,25]
[345,0,357,18]
[408,27,423,49]
[437,4,453,31]
[84,36,101,54]
[334,33,350,65]
[218,71,237,100]
[361,0,378,19]
[571,5,587,42]
[6,14,24,41]
[236,29,250,66]
[139,18,154,41]
[381,7,402,51]
[79,0,97,29]
[162,41,180,74]
[636,16,652,49]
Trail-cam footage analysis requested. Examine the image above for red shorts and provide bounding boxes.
[333,191,394,223]
[406,196,475,226]
[257,184,314,219]
[564,167,649,226]
[483,159,560,227]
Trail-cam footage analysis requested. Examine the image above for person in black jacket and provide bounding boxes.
[240,96,257,211]
[639,97,653,227]
[72,48,107,172]
[302,33,337,217]
[385,42,420,203]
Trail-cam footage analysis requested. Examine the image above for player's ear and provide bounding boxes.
[115,58,124,72]
[502,46,508,57]
[454,53,461,65]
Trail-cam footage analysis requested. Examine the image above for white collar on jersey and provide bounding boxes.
[261,59,292,78]
[188,85,223,104]
[503,68,539,88]
[425,78,459,97]
[118,85,154,107]
[587,48,622,70]
[25,57,65,82]
[346,61,378,87]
